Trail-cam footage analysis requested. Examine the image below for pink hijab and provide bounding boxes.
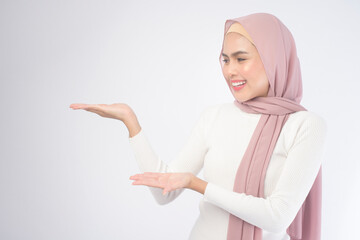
[219,13,322,240]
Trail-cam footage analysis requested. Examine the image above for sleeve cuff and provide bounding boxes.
[204,182,220,203]
[128,128,144,143]
[203,182,248,209]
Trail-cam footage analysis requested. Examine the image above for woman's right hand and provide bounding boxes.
[69,103,141,137]
[69,103,133,121]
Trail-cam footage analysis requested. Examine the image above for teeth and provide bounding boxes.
[232,81,246,87]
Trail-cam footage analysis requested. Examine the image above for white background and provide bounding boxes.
[1,0,359,239]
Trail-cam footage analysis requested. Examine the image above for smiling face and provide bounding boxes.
[221,32,269,102]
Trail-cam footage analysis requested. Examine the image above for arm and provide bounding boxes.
[203,113,327,233]
[189,174,208,195]
[123,112,142,138]
[130,172,208,195]
[128,106,214,205]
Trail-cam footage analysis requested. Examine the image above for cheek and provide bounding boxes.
[244,60,269,92]
[244,60,266,80]
[241,59,263,77]
[241,62,253,74]
[243,60,263,76]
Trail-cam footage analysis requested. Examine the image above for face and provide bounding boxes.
[221,32,269,102]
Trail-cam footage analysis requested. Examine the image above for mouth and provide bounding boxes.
[231,80,246,91]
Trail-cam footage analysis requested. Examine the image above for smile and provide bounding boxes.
[231,80,246,91]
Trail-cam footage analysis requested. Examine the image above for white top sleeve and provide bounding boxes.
[203,113,327,233]
[128,106,212,205]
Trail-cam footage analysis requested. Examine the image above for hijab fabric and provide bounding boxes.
[219,13,322,240]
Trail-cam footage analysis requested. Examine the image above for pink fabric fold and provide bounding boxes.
[219,13,322,240]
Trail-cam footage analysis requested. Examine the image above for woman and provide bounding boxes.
[70,13,327,240]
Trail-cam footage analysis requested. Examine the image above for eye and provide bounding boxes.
[221,58,245,64]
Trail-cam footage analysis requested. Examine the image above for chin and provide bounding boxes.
[234,95,251,103]
[231,88,255,102]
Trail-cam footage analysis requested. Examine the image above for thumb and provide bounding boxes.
[162,188,170,195]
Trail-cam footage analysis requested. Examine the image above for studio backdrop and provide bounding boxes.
[0,0,359,239]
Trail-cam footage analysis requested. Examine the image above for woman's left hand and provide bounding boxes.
[129,172,193,195]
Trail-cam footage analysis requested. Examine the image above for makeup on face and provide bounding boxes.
[221,33,269,102]
[231,80,246,91]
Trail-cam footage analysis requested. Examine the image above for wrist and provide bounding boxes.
[188,173,208,195]
[123,108,137,122]
[123,112,141,138]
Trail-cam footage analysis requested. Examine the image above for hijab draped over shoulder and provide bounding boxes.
[218,13,322,240]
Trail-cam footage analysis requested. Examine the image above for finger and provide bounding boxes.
[83,104,104,112]
[86,109,104,116]
[163,187,171,195]
[130,172,164,180]
[82,106,108,117]
[130,175,161,184]
[72,103,105,111]
[130,173,156,179]
[70,103,98,111]
[163,186,174,194]
[129,174,147,180]
[131,179,164,188]
[69,103,90,109]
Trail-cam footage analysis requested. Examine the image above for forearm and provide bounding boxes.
[128,122,183,205]
[188,174,208,195]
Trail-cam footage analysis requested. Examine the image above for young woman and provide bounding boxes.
[70,13,327,240]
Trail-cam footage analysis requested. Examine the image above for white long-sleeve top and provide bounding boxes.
[128,102,327,240]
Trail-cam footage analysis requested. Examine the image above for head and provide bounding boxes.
[221,29,269,102]
[219,13,304,104]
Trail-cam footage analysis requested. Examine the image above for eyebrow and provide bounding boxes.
[221,50,249,57]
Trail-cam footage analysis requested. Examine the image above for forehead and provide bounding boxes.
[222,32,255,54]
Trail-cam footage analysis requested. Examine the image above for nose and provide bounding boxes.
[224,60,239,79]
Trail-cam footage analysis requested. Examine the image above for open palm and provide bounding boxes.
[129,172,192,195]
[69,103,133,121]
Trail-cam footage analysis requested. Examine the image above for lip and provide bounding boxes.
[230,80,246,91]
[231,80,246,83]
